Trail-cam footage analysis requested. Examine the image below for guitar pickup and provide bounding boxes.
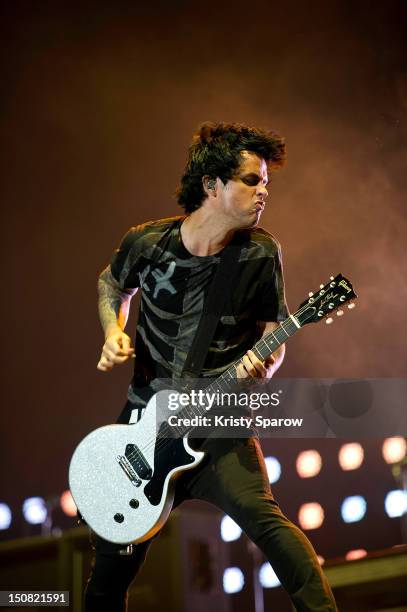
[125,444,153,480]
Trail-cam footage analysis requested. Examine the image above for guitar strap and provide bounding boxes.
[181,237,242,379]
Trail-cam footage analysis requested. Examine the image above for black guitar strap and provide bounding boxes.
[181,238,242,378]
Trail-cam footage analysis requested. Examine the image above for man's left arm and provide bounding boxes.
[237,321,285,380]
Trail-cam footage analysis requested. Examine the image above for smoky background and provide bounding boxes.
[0,0,406,530]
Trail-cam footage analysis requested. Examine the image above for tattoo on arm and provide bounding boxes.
[98,267,137,336]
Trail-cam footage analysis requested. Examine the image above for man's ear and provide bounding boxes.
[202,176,217,195]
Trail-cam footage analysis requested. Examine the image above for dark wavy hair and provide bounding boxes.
[176,122,285,213]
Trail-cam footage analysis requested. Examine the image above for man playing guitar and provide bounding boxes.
[85,122,338,611]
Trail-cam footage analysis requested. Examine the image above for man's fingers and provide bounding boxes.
[98,332,135,372]
[264,355,275,368]
[97,355,114,372]
[105,338,134,357]
[237,351,268,379]
[105,340,127,357]
[236,362,247,378]
[120,335,134,354]
[247,350,267,375]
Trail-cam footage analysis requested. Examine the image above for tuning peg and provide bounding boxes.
[339,296,346,302]
[347,303,356,309]
[336,309,344,317]
[330,276,334,280]
[308,292,313,297]
[320,284,324,289]
[330,281,336,288]
[317,310,324,317]
[328,303,335,309]
[326,317,333,325]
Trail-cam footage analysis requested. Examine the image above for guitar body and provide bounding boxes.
[69,392,205,544]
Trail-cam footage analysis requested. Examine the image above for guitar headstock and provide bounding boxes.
[295,274,357,326]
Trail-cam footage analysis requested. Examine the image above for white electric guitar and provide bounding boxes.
[69,274,357,544]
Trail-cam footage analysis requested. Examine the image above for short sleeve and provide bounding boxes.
[256,243,289,322]
[110,225,144,290]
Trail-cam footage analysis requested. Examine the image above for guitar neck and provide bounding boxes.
[204,312,301,397]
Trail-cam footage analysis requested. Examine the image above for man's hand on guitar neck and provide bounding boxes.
[97,326,135,372]
[236,321,285,381]
[236,350,277,381]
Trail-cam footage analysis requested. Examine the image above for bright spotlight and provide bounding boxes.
[264,456,281,484]
[338,443,364,471]
[259,562,280,588]
[0,503,12,530]
[223,567,245,594]
[384,490,407,518]
[60,490,77,517]
[296,450,322,478]
[345,549,367,561]
[298,503,325,530]
[341,495,367,523]
[220,515,242,542]
[382,438,407,464]
[23,497,47,525]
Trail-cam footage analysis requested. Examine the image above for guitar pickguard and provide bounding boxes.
[144,437,196,505]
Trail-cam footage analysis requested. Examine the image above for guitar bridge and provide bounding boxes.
[116,456,142,487]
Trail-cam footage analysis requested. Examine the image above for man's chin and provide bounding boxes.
[249,211,261,228]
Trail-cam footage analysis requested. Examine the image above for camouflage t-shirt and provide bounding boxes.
[109,216,288,416]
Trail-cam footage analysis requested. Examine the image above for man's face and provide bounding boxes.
[218,150,269,229]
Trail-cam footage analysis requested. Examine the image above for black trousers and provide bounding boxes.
[84,435,337,612]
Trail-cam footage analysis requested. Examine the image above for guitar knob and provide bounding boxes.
[347,303,356,309]
[336,310,344,316]
[114,513,124,523]
[326,317,333,325]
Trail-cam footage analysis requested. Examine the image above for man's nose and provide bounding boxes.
[257,185,268,199]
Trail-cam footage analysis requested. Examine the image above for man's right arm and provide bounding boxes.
[97,266,138,372]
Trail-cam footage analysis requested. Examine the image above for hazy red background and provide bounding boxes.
[1,1,406,537]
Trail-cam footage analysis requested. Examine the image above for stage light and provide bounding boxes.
[296,450,322,478]
[338,443,364,471]
[223,567,245,594]
[23,497,47,525]
[298,503,325,530]
[382,437,407,464]
[384,490,407,518]
[259,562,280,588]
[341,495,367,523]
[264,456,281,484]
[60,490,77,517]
[345,549,367,561]
[0,503,12,530]
[220,515,242,542]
